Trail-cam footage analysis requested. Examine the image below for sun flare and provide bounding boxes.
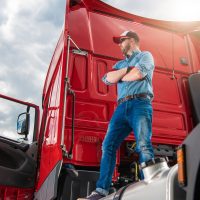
[101,0,200,21]
[171,0,200,21]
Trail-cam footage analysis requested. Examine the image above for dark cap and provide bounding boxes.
[113,31,139,44]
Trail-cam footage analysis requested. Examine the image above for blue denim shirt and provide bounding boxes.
[102,50,154,101]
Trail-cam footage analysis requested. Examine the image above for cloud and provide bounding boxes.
[0,0,65,141]
[0,0,65,105]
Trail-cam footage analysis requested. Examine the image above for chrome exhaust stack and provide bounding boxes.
[141,157,169,181]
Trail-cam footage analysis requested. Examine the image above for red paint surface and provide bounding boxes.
[38,0,200,188]
[0,186,34,200]
[2,0,200,197]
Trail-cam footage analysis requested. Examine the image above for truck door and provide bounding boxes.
[0,94,40,200]
[33,1,71,199]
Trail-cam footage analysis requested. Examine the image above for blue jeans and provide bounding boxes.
[96,98,154,195]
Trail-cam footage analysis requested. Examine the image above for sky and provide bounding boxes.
[0,0,66,141]
[0,0,66,106]
[103,0,200,21]
[1,0,200,106]
[0,0,200,141]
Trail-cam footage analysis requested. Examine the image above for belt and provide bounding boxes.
[118,93,149,105]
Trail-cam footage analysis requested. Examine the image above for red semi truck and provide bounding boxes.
[0,0,200,199]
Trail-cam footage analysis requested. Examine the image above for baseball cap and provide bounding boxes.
[113,30,139,44]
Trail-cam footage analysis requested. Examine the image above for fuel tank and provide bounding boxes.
[102,158,186,200]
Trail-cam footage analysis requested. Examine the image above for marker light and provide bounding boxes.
[177,144,187,187]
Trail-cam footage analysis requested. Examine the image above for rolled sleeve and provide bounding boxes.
[135,51,154,77]
[102,61,124,85]
[102,74,113,85]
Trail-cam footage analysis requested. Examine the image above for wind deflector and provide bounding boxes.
[81,0,200,33]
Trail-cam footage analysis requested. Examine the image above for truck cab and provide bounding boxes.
[0,0,200,199]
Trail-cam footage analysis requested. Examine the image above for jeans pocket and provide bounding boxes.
[137,97,151,103]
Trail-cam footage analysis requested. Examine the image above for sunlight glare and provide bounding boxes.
[171,0,200,21]
[101,0,200,21]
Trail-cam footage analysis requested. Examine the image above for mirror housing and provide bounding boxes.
[17,112,30,140]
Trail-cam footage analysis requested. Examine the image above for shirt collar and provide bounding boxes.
[126,49,141,61]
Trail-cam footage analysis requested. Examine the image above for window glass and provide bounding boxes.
[0,97,36,143]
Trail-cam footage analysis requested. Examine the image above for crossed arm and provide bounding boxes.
[105,67,143,84]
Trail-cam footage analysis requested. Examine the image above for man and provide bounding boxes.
[78,30,155,200]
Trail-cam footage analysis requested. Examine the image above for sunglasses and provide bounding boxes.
[120,37,130,43]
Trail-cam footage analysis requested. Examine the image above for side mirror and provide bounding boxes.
[17,113,30,140]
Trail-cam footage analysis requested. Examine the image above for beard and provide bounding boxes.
[121,43,131,56]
